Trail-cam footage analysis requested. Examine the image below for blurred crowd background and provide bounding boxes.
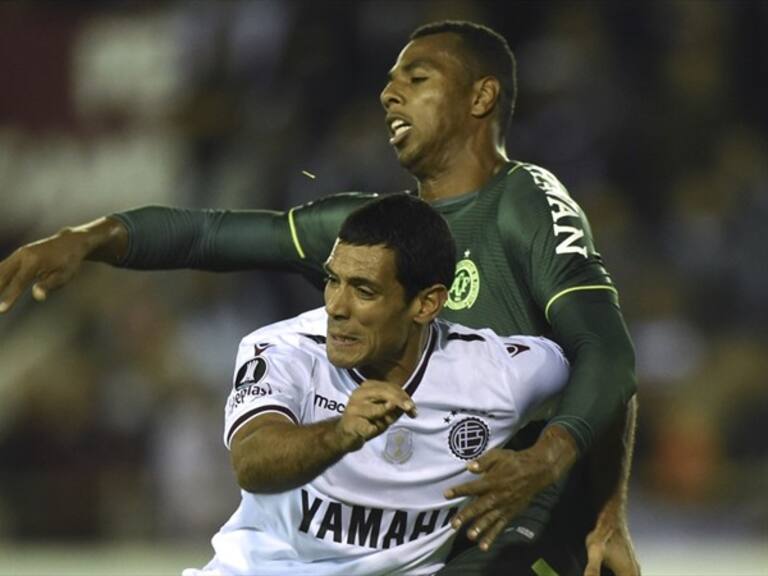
[1,0,766,568]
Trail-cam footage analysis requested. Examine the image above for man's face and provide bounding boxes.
[324,241,416,373]
[380,33,475,174]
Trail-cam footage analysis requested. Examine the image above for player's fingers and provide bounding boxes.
[0,258,20,312]
[584,540,606,576]
[603,534,641,576]
[354,403,393,422]
[31,284,47,302]
[466,508,504,542]
[360,381,415,413]
[379,411,404,428]
[444,476,492,499]
[0,261,36,313]
[478,516,508,552]
[32,269,72,301]
[373,395,415,419]
[468,448,505,472]
[354,420,381,440]
[399,400,417,418]
[449,492,500,530]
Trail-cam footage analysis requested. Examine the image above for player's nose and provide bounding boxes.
[380,81,403,110]
[324,284,350,319]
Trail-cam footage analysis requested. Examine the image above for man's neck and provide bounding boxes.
[358,324,430,387]
[416,147,509,203]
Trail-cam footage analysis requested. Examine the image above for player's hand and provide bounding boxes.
[443,448,556,551]
[0,231,89,313]
[584,510,640,576]
[335,379,417,452]
[443,425,578,551]
[0,217,126,313]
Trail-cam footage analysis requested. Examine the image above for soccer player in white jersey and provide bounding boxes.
[184,194,569,576]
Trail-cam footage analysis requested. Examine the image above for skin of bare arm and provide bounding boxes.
[231,379,416,494]
[0,217,127,312]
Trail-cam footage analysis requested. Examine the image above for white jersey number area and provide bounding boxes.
[186,307,568,576]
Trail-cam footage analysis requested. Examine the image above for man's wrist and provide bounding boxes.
[71,216,128,264]
[534,424,580,484]
[330,418,363,454]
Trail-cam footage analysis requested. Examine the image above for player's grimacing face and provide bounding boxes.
[324,242,418,374]
[380,34,475,172]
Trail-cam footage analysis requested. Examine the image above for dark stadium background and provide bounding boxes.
[1,1,766,574]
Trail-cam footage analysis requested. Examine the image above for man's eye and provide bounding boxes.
[411,76,427,84]
[356,287,376,299]
[325,275,338,285]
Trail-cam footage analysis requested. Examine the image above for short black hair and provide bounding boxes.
[338,193,457,300]
[410,20,517,131]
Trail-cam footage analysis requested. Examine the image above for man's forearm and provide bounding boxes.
[231,415,350,494]
[111,206,303,272]
[591,395,637,515]
[547,291,637,455]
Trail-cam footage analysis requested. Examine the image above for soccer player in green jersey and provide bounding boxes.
[0,21,638,576]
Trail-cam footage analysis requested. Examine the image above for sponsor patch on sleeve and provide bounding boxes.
[234,356,269,390]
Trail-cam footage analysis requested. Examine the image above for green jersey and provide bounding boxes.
[432,162,615,336]
[291,161,615,333]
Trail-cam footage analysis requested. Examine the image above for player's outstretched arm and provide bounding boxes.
[0,217,128,313]
[0,194,372,313]
[231,380,416,494]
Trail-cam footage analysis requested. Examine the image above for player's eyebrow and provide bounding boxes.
[323,262,382,291]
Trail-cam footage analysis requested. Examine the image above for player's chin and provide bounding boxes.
[394,146,415,168]
[326,345,361,369]
[394,144,428,176]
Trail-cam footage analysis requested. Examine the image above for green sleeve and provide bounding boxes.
[546,286,637,453]
[111,192,374,285]
[501,164,615,314]
[500,165,635,452]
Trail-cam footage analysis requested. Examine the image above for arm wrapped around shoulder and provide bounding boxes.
[546,288,637,454]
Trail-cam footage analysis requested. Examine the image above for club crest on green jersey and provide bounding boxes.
[447,251,479,310]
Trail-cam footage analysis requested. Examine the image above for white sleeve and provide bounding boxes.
[223,337,313,449]
[501,336,570,425]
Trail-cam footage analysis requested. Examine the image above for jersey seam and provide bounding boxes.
[544,285,618,323]
[287,208,306,259]
[506,162,524,177]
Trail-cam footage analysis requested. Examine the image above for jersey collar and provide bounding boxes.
[428,161,520,212]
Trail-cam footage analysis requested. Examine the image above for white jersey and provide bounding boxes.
[185,307,568,576]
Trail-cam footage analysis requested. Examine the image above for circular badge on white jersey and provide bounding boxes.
[446,258,480,310]
[449,417,490,460]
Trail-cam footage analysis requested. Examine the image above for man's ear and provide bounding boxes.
[470,76,500,119]
[411,284,448,325]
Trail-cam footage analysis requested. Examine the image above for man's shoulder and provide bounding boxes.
[239,307,328,359]
[495,161,589,238]
[435,318,543,355]
[294,191,378,214]
[437,318,561,353]
[499,161,574,204]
